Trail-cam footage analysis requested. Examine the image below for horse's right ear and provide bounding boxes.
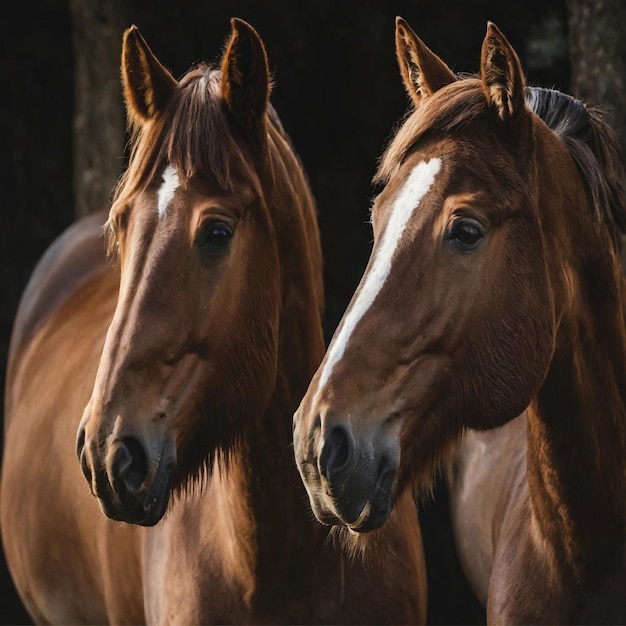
[480,22,526,123]
[395,17,456,107]
[221,18,270,145]
[121,25,178,127]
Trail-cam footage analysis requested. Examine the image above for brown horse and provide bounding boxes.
[293,17,626,624]
[0,19,427,624]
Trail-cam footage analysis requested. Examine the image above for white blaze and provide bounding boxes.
[157,165,180,220]
[317,158,441,391]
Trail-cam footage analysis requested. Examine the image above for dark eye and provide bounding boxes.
[447,219,484,251]
[196,221,233,256]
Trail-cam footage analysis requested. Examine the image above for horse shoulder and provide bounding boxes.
[487,507,566,624]
[481,423,571,624]
[6,210,114,399]
[447,413,527,604]
[490,516,626,623]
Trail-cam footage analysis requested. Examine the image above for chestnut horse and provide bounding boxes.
[0,19,427,624]
[293,17,626,624]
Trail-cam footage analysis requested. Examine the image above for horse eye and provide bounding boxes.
[447,219,484,250]
[196,221,233,256]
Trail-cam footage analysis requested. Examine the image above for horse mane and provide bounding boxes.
[376,79,626,253]
[525,86,626,252]
[113,63,293,197]
[105,63,293,260]
[112,66,235,204]
[374,78,489,186]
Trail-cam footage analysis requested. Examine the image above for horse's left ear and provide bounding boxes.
[121,25,178,127]
[395,16,456,107]
[480,22,526,123]
[221,18,270,144]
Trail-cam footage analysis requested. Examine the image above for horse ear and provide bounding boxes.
[121,25,178,126]
[395,16,456,107]
[480,22,526,122]
[221,18,270,143]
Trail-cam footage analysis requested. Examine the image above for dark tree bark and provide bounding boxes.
[69,0,128,217]
[567,0,626,155]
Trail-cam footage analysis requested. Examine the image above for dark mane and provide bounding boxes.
[526,86,626,251]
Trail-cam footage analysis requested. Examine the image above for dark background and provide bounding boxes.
[1,1,572,623]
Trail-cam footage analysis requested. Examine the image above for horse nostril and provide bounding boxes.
[319,424,353,482]
[119,436,148,491]
[76,426,86,460]
[76,427,93,486]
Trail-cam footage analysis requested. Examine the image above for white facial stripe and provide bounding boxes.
[157,165,180,220]
[317,158,442,392]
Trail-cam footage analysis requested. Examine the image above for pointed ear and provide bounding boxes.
[221,18,270,143]
[121,25,178,127]
[480,22,526,122]
[395,16,456,107]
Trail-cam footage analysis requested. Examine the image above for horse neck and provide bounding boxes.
[527,142,626,583]
[215,126,329,590]
[264,119,326,403]
[211,292,330,607]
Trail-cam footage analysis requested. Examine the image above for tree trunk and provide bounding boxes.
[69,0,128,217]
[567,0,626,156]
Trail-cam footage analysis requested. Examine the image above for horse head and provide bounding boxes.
[293,19,596,534]
[76,19,319,526]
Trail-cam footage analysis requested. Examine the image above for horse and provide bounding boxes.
[293,16,626,624]
[0,18,428,624]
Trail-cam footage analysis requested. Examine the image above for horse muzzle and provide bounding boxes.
[294,409,400,533]
[76,421,176,526]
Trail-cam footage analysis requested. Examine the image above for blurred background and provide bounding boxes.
[1,0,624,623]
